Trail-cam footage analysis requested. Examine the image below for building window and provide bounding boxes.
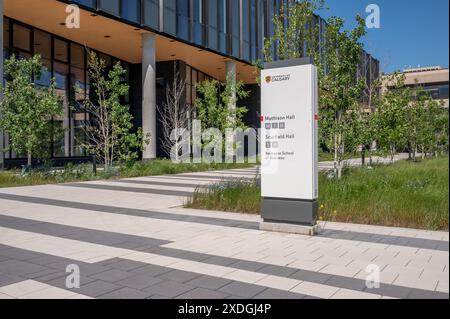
[72,0,95,8]
[34,30,52,87]
[164,0,177,35]
[218,0,227,54]
[99,0,120,16]
[144,0,160,29]
[193,0,204,45]
[121,0,140,23]
[231,0,240,58]
[207,0,218,51]
[177,0,190,41]
[242,0,250,61]
[3,18,133,161]
[13,24,31,52]
[54,38,69,63]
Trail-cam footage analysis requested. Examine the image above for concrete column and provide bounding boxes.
[142,33,157,160]
[226,60,238,129]
[226,60,237,116]
[0,0,4,170]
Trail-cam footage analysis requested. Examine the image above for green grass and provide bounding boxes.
[186,156,449,231]
[0,160,255,189]
[186,178,261,214]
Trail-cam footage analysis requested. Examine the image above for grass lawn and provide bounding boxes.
[186,156,449,231]
[0,160,255,189]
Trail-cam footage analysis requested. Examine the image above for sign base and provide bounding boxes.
[260,221,321,236]
[262,197,318,226]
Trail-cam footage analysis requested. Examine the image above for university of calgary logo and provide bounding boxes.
[265,76,272,83]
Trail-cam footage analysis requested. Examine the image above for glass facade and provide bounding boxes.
[2,17,131,161]
[66,0,378,68]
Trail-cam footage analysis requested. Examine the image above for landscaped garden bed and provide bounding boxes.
[186,157,449,231]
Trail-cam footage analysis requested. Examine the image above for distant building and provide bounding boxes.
[383,66,449,108]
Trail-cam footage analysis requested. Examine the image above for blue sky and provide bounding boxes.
[317,0,449,73]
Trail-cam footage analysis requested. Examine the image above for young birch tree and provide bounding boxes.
[312,16,367,178]
[375,73,409,162]
[157,69,192,161]
[0,54,62,166]
[79,51,148,168]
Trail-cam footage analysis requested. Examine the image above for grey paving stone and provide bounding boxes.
[0,193,258,230]
[143,281,196,298]
[219,282,266,298]
[325,276,367,291]
[0,215,170,251]
[407,289,449,299]
[0,246,38,261]
[158,270,202,283]
[62,183,192,197]
[76,280,122,297]
[90,269,134,282]
[289,270,333,284]
[48,261,110,277]
[0,256,10,262]
[175,251,211,262]
[131,264,173,277]
[228,260,265,272]
[147,248,187,257]
[0,260,48,276]
[147,295,169,299]
[258,264,298,277]
[45,275,96,290]
[23,268,61,280]
[31,270,67,283]
[366,284,412,299]
[26,255,67,266]
[175,288,229,299]
[185,275,232,290]
[0,274,23,287]
[99,287,153,299]
[201,256,237,267]
[115,275,164,290]
[253,288,305,299]
[106,259,146,271]
[319,229,449,252]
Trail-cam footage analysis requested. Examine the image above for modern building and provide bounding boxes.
[382,66,449,108]
[1,0,379,168]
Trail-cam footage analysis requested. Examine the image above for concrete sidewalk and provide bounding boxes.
[0,167,448,299]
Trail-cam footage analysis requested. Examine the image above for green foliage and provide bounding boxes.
[263,1,368,178]
[374,73,448,161]
[187,178,261,214]
[80,51,148,167]
[186,157,449,231]
[0,54,62,165]
[374,73,410,159]
[263,0,325,62]
[195,72,249,134]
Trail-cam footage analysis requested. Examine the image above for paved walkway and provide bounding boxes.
[0,167,448,299]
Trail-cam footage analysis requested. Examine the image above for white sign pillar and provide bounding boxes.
[142,33,157,160]
[260,58,319,233]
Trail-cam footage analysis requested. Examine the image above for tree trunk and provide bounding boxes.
[361,148,366,167]
[334,133,338,176]
[27,150,32,167]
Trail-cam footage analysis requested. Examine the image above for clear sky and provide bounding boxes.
[317,0,449,74]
